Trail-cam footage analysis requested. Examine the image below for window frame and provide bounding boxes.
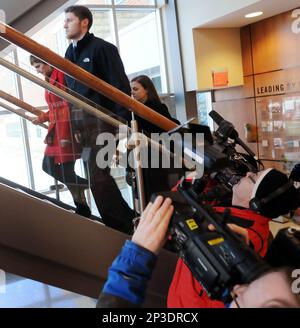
[1,0,169,201]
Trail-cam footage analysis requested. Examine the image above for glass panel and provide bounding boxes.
[1,4,139,230]
[0,112,28,186]
[26,121,54,192]
[16,12,68,108]
[17,66,132,221]
[197,92,213,129]
[114,0,155,5]
[0,53,29,186]
[13,49,58,192]
[59,189,78,207]
[76,0,112,5]
[256,93,300,163]
[17,48,48,108]
[0,53,17,96]
[31,12,68,57]
[160,94,176,118]
[116,9,166,93]
[90,10,115,43]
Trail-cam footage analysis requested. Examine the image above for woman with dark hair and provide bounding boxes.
[131,75,180,134]
[130,75,182,202]
[30,55,91,218]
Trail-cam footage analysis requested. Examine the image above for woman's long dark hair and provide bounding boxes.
[131,75,161,104]
[29,55,46,66]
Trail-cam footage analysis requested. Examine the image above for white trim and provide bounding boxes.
[251,168,273,199]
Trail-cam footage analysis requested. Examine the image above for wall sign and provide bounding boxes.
[255,67,300,96]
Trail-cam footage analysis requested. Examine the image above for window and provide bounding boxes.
[31,12,68,57]
[0,53,29,186]
[90,10,115,43]
[0,113,29,186]
[0,0,166,213]
[197,92,214,130]
[115,0,155,5]
[17,48,47,108]
[76,0,167,92]
[76,0,112,5]
[116,9,166,92]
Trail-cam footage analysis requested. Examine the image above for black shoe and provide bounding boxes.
[74,201,91,218]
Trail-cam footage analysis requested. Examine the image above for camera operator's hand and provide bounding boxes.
[208,224,250,245]
[132,196,174,255]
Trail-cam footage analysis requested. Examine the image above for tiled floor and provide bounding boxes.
[0,273,97,308]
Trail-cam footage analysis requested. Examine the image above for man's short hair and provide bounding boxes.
[65,5,93,30]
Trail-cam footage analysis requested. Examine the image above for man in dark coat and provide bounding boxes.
[64,5,135,233]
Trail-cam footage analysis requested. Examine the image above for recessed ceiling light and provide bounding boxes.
[245,11,263,18]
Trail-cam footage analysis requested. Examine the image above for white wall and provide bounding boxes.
[119,13,160,75]
[0,0,42,23]
[193,28,244,90]
[175,0,261,91]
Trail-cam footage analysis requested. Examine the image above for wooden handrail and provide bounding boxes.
[0,90,44,117]
[0,57,125,129]
[0,58,191,171]
[0,99,47,129]
[0,22,178,132]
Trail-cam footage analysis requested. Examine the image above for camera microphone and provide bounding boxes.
[209,110,238,140]
[209,110,225,126]
[209,110,256,158]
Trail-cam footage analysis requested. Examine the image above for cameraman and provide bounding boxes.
[168,168,299,308]
[97,196,300,308]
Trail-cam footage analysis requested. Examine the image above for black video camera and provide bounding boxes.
[171,112,262,205]
[153,180,270,302]
[208,111,263,191]
[265,227,300,267]
[152,113,298,302]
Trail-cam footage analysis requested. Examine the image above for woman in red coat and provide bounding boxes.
[30,55,90,217]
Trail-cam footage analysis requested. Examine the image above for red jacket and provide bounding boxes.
[167,207,272,308]
[37,69,80,164]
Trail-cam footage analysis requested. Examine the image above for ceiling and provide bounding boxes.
[1,0,299,28]
[0,0,42,24]
[0,0,70,52]
[199,0,300,28]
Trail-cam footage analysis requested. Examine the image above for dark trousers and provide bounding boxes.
[42,156,88,187]
[82,124,135,234]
